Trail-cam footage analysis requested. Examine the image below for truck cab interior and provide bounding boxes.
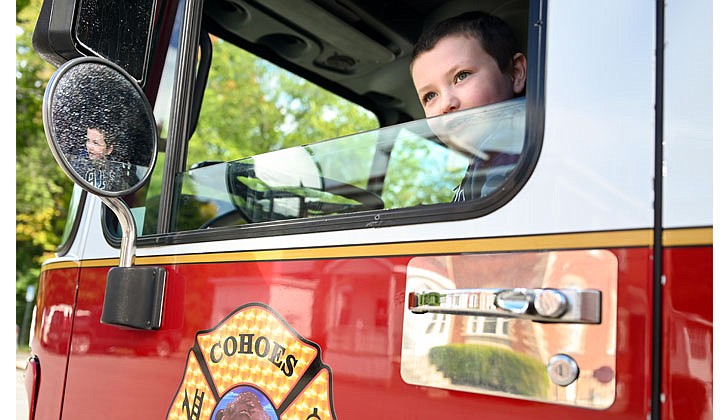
[200,0,530,124]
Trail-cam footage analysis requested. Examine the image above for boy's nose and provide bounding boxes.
[439,91,460,115]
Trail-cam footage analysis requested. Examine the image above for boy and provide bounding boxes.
[410,11,527,201]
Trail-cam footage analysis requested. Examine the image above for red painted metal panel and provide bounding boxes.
[31,266,79,420]
[51,248,653,419]
[661,246,713,420]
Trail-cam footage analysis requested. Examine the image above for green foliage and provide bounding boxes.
[168,38,380,231]
[16,0,31,22]
[186,38,378,167]
[382,136,465,207]
[429,343,550,397]
[16,0,73,331]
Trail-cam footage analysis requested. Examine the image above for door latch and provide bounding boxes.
[408,287,601,324]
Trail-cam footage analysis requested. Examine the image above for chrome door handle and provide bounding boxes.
[408,288,601,324]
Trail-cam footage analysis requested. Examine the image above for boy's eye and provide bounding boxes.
[422,92,437,104]
[455,71,471,82]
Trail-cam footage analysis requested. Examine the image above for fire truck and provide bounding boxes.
[26,0,712,418]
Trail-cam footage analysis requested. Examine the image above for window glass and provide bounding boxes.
[115,8,380,237]
[185,37,379,168]
[59,185,86,247]
[171,98,525,231]
[128,1,182,236]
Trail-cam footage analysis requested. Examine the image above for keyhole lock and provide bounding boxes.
[547,354,580,386]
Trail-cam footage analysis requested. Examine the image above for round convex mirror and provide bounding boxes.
[43,57,158,197]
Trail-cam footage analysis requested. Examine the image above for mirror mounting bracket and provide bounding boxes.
[101,264,166,330]
[99,197,166,330]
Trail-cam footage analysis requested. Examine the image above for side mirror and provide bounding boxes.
[43,56,165,330]
[43,56,157,196]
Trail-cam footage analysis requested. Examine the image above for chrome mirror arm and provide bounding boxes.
[99,196,136,268]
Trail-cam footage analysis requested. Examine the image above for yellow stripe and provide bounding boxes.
[41,229,652,270]
[662,227,712,246]
[40,228,711,271]
[40,260,81,271]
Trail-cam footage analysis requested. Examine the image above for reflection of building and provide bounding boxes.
[402,250,617,409]
[320,259,400,381]
[464,316,511,347]
[411,253,545,359]
[537,250,617,407]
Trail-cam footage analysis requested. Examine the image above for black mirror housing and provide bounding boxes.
[33,0,156,85]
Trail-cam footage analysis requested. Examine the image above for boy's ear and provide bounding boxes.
[511,53,527,94]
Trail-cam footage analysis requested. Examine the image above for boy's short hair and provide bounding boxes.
[411,11,522,74]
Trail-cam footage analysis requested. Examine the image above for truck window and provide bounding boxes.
[119,0,542,238]
[57,185,86,254]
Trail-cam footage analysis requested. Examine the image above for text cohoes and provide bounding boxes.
[209,333,299,377]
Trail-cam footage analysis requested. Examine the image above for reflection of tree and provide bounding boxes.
[382,136,465,207]
[187,39,378,166]
[429,343,549,397]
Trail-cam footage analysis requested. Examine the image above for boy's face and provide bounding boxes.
[86,128,112,160]
[411,35,525,118]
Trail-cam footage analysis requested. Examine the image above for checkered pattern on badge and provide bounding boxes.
[280,369,334,420]
[196,305,319,406]
[167,350,216,420]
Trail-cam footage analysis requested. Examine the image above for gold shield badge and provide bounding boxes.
[167,303,335,420]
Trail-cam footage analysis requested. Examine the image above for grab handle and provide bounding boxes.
[408,288,601,324]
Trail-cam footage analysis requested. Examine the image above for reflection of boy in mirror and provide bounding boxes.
[76,125,138,192]
[85,127,113,161]
[78,125,118,190]
[410,11,527,201]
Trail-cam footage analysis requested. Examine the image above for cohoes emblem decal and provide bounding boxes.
[167,303,336,419]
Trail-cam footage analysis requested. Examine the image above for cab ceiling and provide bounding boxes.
[202,0,529,123]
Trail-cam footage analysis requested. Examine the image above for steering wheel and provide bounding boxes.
[320,177,384,212]
[224,161,384,224]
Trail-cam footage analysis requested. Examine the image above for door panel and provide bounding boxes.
[57,236,653,419]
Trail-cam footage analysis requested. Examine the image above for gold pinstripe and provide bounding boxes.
[662,227,712,247]
[40,227,711,271]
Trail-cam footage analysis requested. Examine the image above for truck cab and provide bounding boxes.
[27,0,712,419]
